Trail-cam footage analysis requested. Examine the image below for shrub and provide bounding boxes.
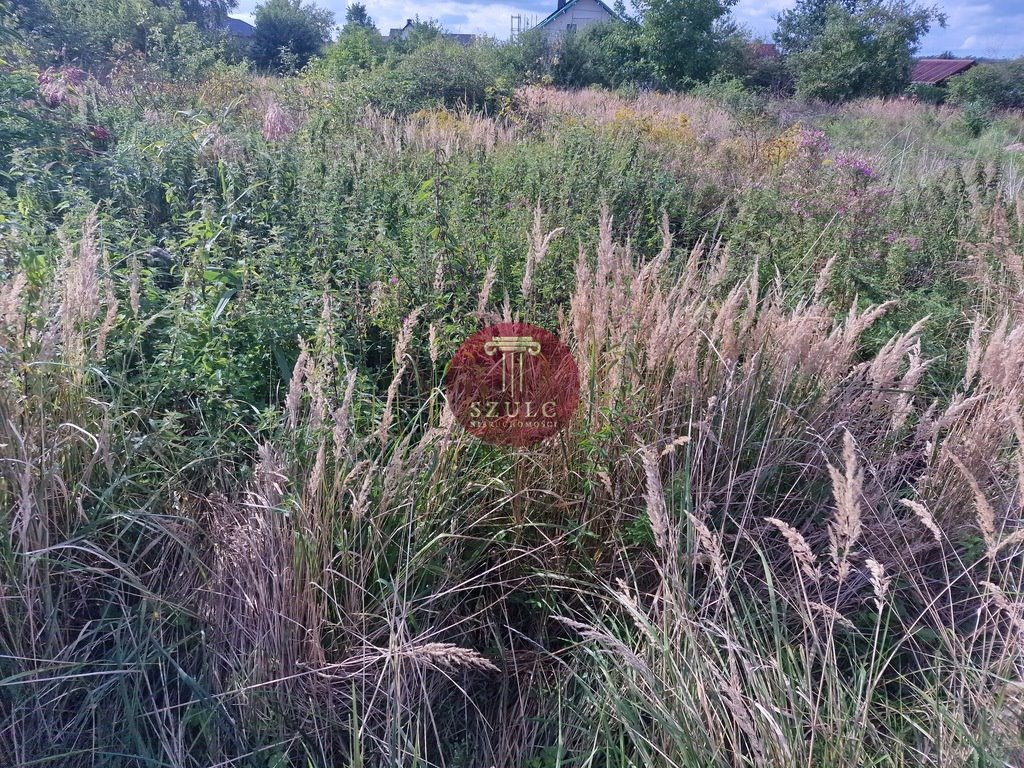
[960,99,992,137]
[394,39,501,110]
[496,28,552,84]
[787,2,942,102]
[905,81,945,104]
[320,24,384,79]
[550,21,653,89]
[734,41,793,94]
[146,21,225,80]
[15,0,185,67]
[251,0,334,72]
[947,59,1024,110]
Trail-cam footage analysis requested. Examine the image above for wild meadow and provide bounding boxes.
[3,22,1024,768]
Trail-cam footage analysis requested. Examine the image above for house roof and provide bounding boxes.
[536,0,619,28]
[444,33,476,46]
[750,42,778,59]
[910,58,976,85]
[388,19,414,38]
[224,16,256,37]
[387,21,477,45]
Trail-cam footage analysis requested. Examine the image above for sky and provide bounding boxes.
[230,0,1024,59]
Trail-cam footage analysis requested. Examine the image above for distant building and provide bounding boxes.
[444,33,476,46]
[387,19,476,46]
[388,19,416,40]
[750,42,778,60]
[910,58,976,85]
[224,16,256,38]
[535,0,618,37]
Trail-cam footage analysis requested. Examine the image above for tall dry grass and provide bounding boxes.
[552,204,1024,767]
[1,197,1023,767]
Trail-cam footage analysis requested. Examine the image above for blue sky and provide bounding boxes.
[231,0,1024,58]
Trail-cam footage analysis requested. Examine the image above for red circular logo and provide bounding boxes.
[445,323,579,447]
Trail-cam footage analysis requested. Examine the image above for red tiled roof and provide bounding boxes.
[910,58,976,85]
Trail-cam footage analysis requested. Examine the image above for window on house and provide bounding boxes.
[566,23,577,32]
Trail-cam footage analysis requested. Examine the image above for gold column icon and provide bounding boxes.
[483,336,542,397]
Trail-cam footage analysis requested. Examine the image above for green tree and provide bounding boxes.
[946,60,1024,110]
[179,0,237,28]
[15,0,184,65]
[633,0,737,86]
[720,34,793,92]
[774,0,858,55]
[395,38,499,108]
[390,17,444,52]
[344,3,375,30]
[787,1,943,101]
[497,28,552,84]
[252,0,334,71]
[324,22,384,77]
[551,21,652,88]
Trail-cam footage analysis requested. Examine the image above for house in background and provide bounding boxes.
[910,58,976,85]
[387,19,476,46]
[749,42,778,60]
[223,16,256,38]
[535,0,618,37]
[388,19,416,40]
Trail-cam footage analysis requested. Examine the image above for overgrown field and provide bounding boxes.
[2,63,1024,767]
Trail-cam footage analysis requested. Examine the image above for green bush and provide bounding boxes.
[16,0,184,67]
[251,0,334,72]
[905,81,945,104]
[787,1,941,102]
[320,24,384,79]
[550,21,653,89]
[496,28,552,84]
[146,22,225,80]
[394,39,501,110]
[947,60,1024,110]
[960,100,992,137]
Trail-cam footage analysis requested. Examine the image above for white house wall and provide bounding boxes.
[542,0,613,36]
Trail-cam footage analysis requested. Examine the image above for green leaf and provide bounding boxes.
[272,344,293,382]
[414,177,435,204]
[211,289,236,324]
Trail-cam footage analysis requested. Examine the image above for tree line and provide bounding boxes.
[12,0,1022,106]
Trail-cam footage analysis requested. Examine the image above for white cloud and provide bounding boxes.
[733,0,792,26]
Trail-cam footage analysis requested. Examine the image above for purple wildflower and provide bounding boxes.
[37,67,87,107]
[796,128,831,154]
[834,152,875,179]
